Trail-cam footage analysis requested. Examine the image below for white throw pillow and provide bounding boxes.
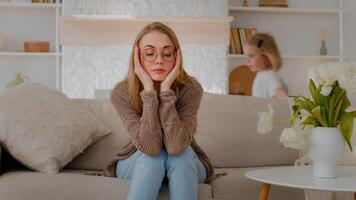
[0,83,111,174]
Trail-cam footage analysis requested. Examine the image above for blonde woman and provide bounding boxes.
[104,22,214,200]
[244,33,288,97]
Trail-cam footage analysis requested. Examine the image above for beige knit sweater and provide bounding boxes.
[104,77,215,183]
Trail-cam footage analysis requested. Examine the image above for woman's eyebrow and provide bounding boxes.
[143,45,155,49]
[142,45,174,49]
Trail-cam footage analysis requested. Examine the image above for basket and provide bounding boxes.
[24,41,49,52]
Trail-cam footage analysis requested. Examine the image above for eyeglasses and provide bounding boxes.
[141,47,176,62]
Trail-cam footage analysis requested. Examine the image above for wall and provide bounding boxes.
[62,0,229,98]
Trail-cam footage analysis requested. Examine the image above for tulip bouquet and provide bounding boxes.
[257,61,356,151]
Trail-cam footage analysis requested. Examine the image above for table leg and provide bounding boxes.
[354,193,356,200]
[259,183,271,200]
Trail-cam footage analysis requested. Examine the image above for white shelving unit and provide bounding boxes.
[0,1,62,93]
[228,0,344,95]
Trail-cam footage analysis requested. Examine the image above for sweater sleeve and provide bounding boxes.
[111,83,162,156]
[158,79,203,155]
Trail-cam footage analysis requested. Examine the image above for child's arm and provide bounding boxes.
[275,87,288,97]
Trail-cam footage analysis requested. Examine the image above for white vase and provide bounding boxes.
[309,127,345,178]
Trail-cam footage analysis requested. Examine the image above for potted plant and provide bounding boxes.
[257,61,356,178]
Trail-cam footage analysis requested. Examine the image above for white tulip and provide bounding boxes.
[320,85,333,96]
[279,128,307,150]
[257,103,274,135]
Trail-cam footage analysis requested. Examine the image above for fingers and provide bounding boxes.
[133,46,142,72]
[175,49,181,69]
[173,49,181,76]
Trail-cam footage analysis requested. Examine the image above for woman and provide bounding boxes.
[104,22,214,200]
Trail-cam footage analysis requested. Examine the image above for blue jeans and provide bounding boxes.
[116,146,206,200]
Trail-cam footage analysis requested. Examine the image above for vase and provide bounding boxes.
[320,40,327,55]
[309,127,344,178]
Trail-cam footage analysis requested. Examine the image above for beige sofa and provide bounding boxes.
[0,92,305,200]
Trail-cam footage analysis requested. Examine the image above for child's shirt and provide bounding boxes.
[252,70,282,97]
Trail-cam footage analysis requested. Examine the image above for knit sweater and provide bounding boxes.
[104,77,215,183]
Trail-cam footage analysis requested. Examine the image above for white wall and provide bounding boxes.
[62,0,229,98]
[344,0,356,62]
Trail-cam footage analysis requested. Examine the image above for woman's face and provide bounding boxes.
[244,44,267,72]
[139,31,176,82]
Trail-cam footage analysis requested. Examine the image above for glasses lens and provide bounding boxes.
[162,47,175,62]
[142,48,156,62]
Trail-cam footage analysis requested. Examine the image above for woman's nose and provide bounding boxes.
[155,54,164,64]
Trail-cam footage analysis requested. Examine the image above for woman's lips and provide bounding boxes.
[153,69,166,74]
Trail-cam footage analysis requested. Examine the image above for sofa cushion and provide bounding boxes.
[195,93,299,168]
[0,170,212,200]
[212,167,305,200]
[66,99,129,170]
[0,83,111,174]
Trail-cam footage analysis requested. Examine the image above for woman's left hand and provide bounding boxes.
[160,49,181,92]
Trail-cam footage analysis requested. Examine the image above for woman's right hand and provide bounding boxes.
[134,46,154,91]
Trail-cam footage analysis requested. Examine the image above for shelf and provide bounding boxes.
[62,15,233,23]
[229,54,342,60]
[229,6,341,14]
[0,52,61,57]
[0,2,61,8]
[61,15,233,45]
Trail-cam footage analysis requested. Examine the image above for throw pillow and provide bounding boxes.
[0,83,111,174]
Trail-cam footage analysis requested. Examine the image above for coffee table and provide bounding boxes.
[245,166,356,200]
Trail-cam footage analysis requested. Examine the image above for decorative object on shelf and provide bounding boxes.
[309,127,344,178]
[229,65,256,96]
[24,41,49,52]
[319,28,328,55]
[32,0,54,3]
[6,73,30,89]
[0,33,4,50]
[256,61,356,177]
[259,0,288,7]
[242,0,248,7]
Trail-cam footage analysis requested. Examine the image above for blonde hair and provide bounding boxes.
[246,33,282,71]
[123,22,191,113]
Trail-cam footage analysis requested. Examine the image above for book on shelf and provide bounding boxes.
[230,28,237,54]
[230,27,258,55]
[231,28,242,54]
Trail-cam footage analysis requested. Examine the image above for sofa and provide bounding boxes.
[0,92,305,200]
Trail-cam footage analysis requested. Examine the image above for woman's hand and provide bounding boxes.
[134,46,154,91]
[160,49,181,92]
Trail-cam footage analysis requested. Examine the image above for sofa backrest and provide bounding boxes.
[195,93,298,168]
[66,92,298,170]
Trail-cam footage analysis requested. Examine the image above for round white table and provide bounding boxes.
[245,166,356,200]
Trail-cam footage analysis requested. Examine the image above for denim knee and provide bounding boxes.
[166,147,197,171]
[136,150,166,179]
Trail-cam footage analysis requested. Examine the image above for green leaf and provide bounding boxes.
[312,106,329,127]
[302,116,319,127]
[340,111,354,151]
[329,87,345,124]
[331,100,343,127]
[309,79,317,100]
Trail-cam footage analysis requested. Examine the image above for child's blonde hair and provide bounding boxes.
[246,33,282,71]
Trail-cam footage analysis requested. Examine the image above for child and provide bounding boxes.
[244,33,288,97]
[104,22,214,200]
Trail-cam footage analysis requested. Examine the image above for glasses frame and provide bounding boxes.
[140,47,176,62]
